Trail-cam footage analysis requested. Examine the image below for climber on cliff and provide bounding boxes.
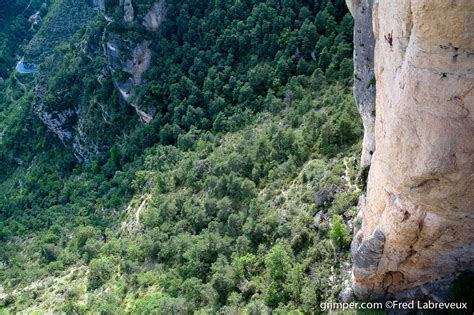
[384,31,393,48]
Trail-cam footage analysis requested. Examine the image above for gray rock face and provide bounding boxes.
[105,34,152,100]
[105,32,157,123]
[352,229,385,279]
[105,1,168,122]
[346,0,376,169]
[142,0,167,32]
[351,229,385,300]
[392,277,455,302]
[339,287,355,303]
[313,211,329,229]
[314,185,339,207]
[124,0,134,22]
[34,83,74,143]
[34,80,99,162]
[72,118,99,163]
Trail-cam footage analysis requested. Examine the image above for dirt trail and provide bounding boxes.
[122,194,151,232]
[343,157,360,192]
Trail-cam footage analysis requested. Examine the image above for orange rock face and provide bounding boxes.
[350,0,474,300]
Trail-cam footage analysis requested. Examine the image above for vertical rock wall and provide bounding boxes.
[124,0,134,22]
[347,0,376,169]
[349,0,474,300]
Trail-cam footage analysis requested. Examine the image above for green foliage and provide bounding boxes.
[0,0,362,313]
[329,191,359,215]
[132,293,190,315]
[88,257,115,290]
[264,242,293,307]
[329,215,351,247]
[41,243,59,263]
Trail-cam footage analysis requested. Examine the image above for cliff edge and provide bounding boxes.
[348,0,474,300]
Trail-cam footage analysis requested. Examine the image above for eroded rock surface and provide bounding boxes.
[347,0,376,169]
[124,0,134,22]
[350,0,474,300]
[34,82,75,143]
[105,1,168,123]
[105,34,152,101]
[142,0,167,32]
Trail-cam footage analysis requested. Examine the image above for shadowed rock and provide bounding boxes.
[352,229,385,279]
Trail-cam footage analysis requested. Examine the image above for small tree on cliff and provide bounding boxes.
[329,215,351,248]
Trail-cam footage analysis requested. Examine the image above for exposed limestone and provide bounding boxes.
[346,0,376,169]
[142,0,167,32]
[351,0,474,301]
[124,0,134,22]
[72,119,99,163]
[314,184,339,207]
[125,41,152,88]
[28,11,41,26]
[133,106,154,124]
[34,83,74,143]
[105,34,152,100]
[105,21,161,122]
[104,1,168,122]
[122,194,151,233]
[352,230,385,279]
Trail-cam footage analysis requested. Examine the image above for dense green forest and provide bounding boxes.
[0,0,364,313]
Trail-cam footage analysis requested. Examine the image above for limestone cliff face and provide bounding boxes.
[346,0,376,170]
[142,0,167,32]
[105,0,168,124]
[349,0,474,300]
[124,0,134,22]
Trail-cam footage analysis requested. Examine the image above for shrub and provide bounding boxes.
[88,257,115,290]
[132,293,190,315]
[329,215,351,247]
[41,243,59,263]
[328,191,359,215]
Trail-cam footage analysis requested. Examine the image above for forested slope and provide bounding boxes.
[0,0,364,313]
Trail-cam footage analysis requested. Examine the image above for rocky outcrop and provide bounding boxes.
[124,0,134,22]
[142,0,167,32]
[105,34,152,101]
[347,0,376,170]
[349,0,474,301]
[352,229,385,281]
[28,11,41,26]
[72,118,99,163]
[105,1,168,123]
[34,83,75,143]
[34,81,98,163]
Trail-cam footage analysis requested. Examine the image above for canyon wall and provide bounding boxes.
[348,0,474,300]
[346,0,376,170]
